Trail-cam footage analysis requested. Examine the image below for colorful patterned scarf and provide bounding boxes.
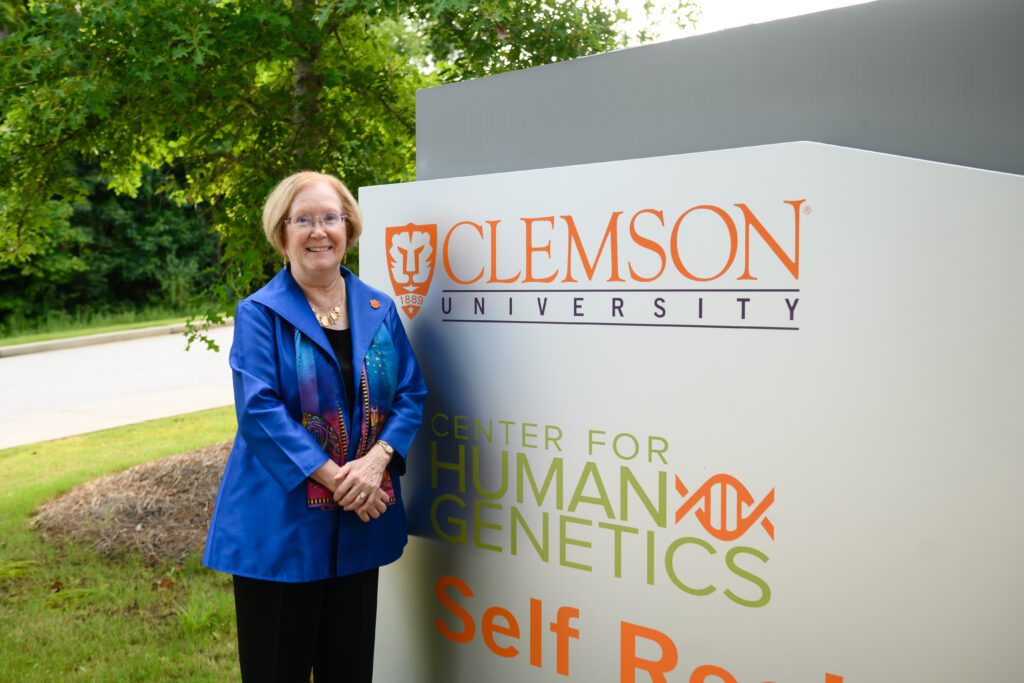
[296,328,398,510]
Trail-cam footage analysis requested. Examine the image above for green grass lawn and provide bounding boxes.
[0,407,240,682]
[0,317,187,348]
[0,308,191,348]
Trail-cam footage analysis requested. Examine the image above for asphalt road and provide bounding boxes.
[0,326,235,450]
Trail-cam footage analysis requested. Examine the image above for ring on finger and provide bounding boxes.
[357,491,367,500]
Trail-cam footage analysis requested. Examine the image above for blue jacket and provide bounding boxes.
[203,266,427,582]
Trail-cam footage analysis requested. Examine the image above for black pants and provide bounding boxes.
[232,569,379,683]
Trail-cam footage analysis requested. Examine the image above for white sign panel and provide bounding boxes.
[359,143,1024,682]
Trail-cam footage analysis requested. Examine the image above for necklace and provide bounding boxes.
[313,305,342,328]
[310,276,345,328]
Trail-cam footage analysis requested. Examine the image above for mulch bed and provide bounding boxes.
[32,442,231,565]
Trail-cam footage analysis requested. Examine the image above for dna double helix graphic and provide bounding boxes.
[674,474,775,542]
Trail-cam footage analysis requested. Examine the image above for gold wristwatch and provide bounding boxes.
[376,440,396,458]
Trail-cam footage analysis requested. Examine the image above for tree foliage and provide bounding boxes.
[0,161,218,327]
[0,0,693,342]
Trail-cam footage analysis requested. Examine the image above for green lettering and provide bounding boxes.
[473,417,493,444]
[619,467,666,527]
[646,530,656,586]
[559,515,593,572]
[431,441,465,493]
[430,494,467,543]
[598,521,639,578]
[724,546,771,608]
[472,447,508,498]
[473,500,503,553]
[517,453,564,509]
[664,537,716,597]
[511,506,549,561]
[568,462,615,519]
[522,422,539,448]
[453,414,469,439]
[544,424,563,452]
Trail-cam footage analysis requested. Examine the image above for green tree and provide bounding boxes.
[0,0,694,345]
[0,162,218,329]
[0,0,27,37]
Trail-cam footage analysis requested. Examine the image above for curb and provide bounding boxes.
[0,321,234,359]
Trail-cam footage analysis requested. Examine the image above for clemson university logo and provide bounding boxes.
[385,223,437,319]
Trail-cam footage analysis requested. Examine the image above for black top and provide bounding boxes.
[323,327,355,412]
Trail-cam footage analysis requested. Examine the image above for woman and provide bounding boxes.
[203,171,427,682]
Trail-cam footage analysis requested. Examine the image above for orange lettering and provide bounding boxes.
[523,216,558,283]
[690,664,738,683]
[434,575,475,643]
[620,621,678,683]
[530,597,543,667]
[563,212,625,283]
[482,606,520,658]
[670,205,738,282]
[737,200,802,280]
[443,220,485,284]
[627,209,667,282]
[487,219,521,283]
[550,606,580,676]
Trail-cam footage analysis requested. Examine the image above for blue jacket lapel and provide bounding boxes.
[250,266,388,373]
[250,267,339,368]
[343,266,388,372]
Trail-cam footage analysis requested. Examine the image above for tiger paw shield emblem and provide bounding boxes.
[385,223,437,319]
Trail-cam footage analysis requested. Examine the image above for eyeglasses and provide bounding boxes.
[285,212,347,230]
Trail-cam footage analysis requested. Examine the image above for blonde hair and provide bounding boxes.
[261,171,363,258]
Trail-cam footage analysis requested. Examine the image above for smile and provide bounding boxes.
[306,246,332,252]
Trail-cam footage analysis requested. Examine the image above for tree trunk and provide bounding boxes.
[291,0,325,168]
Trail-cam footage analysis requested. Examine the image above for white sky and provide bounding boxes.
[616,0,877,44]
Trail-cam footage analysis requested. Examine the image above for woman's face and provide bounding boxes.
[283,181,348,280]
